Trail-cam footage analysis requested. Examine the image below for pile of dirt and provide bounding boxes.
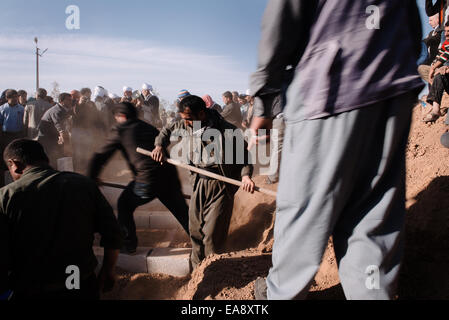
[102,103,449,300]
[101,268,190,300]
[224,175,276,253]
[178,249,272,300]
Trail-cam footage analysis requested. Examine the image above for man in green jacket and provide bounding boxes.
[151,95,255,269]
[0,139,122,300]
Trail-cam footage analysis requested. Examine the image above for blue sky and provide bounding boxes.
[0,0,267,105]
[0,0,433,105]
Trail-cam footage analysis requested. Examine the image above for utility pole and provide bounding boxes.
[34,37,48,93]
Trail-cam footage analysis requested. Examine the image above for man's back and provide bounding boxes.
[0,167,122,294]
[250,0,423,300]
[38,104,70,140]
[251,0,423,121]
[142,94,161,127]
[221,102,243,129]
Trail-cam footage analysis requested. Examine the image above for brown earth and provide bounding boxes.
[101,103,449,300]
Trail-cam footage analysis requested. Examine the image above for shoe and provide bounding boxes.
[120,246,137,255]
[254,277,268,300]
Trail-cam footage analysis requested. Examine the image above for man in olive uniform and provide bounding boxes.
[151,95,255,269]
[0,139,122,300]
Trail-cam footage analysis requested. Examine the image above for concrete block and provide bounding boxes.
[147,248,191,277]
[94,246,152,273]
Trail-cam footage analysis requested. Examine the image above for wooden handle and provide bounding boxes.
[136,147,277,198]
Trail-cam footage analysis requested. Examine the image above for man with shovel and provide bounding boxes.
[87,102,189,255]
[151,95,255,270]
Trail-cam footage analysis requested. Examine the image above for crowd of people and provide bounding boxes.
[418,0,449,128]
[0,84,261,177]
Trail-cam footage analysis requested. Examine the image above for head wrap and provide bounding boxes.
[202,95,214,108]
[93,86,107,99]
[178,89,191,101]
[142,83,153,91]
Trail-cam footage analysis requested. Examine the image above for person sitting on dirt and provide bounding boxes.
[425,22,449,123]
[418,13,443,86]
[0,139,123,300]
[87,102,190,255]
[151,95,255,271]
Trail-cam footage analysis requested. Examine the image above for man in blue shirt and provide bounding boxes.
[0,89,25,186]
[0,90,25,134]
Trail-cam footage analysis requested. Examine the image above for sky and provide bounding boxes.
[0,0,268,105]
[0,0,433,106]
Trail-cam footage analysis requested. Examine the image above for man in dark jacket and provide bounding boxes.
[418,13,443,87]
[37,93,73,167]
[87,102,189,254]
[141,83,162,128]
[0,139,122,300]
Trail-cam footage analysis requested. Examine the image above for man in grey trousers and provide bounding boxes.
[250,0,424,300]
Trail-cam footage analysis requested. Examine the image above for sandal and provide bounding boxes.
[423,112,440,123]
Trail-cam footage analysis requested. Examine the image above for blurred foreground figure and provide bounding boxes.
[72,88,106,174]
[251,0,424,300]
[0,139,122,300]
[88,102,189,254]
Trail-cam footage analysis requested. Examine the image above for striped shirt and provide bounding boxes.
[436,40,449,64]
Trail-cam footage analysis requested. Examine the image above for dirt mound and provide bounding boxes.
[178,249,272,300]
[101,268,190,300]
[225,175,276,252]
